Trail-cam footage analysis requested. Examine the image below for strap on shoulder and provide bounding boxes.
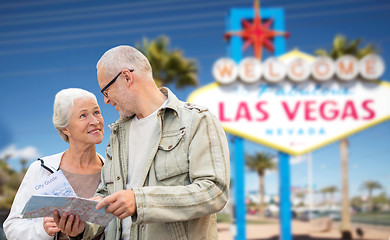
[37,158,55,174]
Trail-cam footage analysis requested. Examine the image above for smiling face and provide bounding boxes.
[62,97,104,147]
[97,67,136,118]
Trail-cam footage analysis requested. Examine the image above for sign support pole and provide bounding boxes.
[226,6,288,240]
[228,9,246,240]
[279,152,292,240]
[234,136,246,240]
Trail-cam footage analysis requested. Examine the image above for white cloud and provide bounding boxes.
[265,169,277,175]
[290,154,310,165]
[0,144,40,160]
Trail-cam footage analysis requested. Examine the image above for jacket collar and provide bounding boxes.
[39,151,105,172]
[39,151,64,172]
[158,87,180,118]
[109,87,181,129]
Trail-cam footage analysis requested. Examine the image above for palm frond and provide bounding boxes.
[136,36,198,88]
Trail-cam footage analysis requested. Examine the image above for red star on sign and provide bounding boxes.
[224,0,290,60]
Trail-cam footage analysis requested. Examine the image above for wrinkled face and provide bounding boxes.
[63,98,104,145]
[97,67,135,118]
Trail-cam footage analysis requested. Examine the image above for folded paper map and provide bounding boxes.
[22,195,114,226]
[22,170,114,226]
[33,170,76,197]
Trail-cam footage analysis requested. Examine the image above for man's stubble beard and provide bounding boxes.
[117,92,135,120]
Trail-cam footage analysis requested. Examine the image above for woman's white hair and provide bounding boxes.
[53,88,97,142]
[96,45,153,78]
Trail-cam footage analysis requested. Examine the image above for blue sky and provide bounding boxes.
[0,0,389,202]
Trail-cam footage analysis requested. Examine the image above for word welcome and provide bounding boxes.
[213,54,385,84]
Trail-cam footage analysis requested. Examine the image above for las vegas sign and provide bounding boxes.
[188,49,389,156]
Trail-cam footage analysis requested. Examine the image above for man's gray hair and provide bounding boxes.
[96,45,153,78]
[53,88,97,142]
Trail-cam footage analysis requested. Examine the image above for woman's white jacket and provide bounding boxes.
[3,151,104,240]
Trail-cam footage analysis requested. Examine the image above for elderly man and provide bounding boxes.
[67,45,230,240]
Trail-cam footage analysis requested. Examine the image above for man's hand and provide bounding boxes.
[95,189,136,219]
[53,210,85,237]
[43,217,61,237]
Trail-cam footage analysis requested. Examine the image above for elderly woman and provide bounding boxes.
[3,88,105,240]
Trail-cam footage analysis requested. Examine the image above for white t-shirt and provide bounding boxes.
[122,100,167,240]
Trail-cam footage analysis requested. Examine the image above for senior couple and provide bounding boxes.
[3,46,230,240]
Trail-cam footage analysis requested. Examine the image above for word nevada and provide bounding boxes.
[213,54,385,84]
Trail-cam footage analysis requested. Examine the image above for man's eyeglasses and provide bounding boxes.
[100,69,134,98]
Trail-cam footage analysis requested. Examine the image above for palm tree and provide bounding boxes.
[315,35,377,239]
[295,192,306,206]
[360,180,383,211]
[0,168,10,195]
[320,186,338,205]
[350,196,363,211]
[320,187,328,205]
[326,186,338,206]
[315,34,376,60]
[0,154,10,166]
[245,152,276,218]
[340,138,352,239]
[19,158,29,172]
[372,192,387,210]
[136,36,198,88]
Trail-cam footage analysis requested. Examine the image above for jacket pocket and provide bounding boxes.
[155,128,188,183]
[166,221,188,240]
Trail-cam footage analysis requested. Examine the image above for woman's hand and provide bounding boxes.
[43,217,61,237]
[53,210,85,237]
[90,195,103,202]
